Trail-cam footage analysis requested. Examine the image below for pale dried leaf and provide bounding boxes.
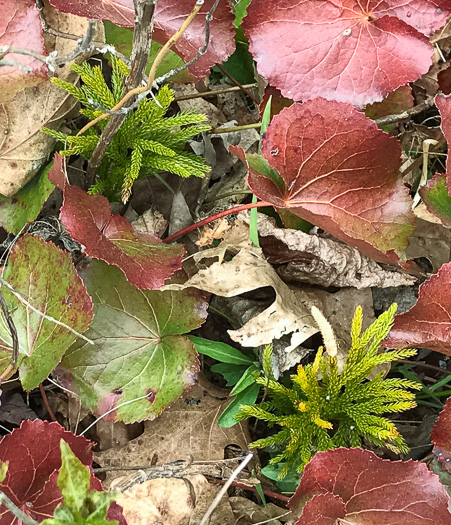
[94,378,250,487]
[164,248,318,348]
[240,213,416,289]
[0,5,104,195]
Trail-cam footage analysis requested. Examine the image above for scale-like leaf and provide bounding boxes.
[385,262,451,355]
[60,185,184,290]
[233,99,415,262]
[0,0,48,103]
[57,260,208,423]
[0,235,93,390]
[289,448,451,524]
[244,0,450,107]
[48,0,235,77]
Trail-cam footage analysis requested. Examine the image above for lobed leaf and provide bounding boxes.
[244,0,450,107]
[57,260,208,423]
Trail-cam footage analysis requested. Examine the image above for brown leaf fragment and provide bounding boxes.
[239,213,416,289]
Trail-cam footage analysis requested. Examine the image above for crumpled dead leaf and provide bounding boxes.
[0,4,104,195]
[117,475,235,525]
[94,377,250,488]
[240,213,416,289]
[164,247,318,348]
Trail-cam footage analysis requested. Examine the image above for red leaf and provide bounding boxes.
[244,0,450,107]
[48,152,67,190]
[289,448,451,525]
[294,493,346,525]
[432,397,451,473]
[0,420,92,524]
[60,185,184,290]
[435,95,451,192]
[384,262,451,355]
[0,0,48,103]
[233,100,415,262]
[48,0,235,77]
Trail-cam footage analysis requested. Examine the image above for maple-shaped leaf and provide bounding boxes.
[384,262,451,355]
[60,185,183,290]
[57,260,208,423]
[0,234,93,390]
[435,95,451,192]
[432,397,451,474]
[244,0,450,107]
[0,0,48,103]
[232,100,415,262]
[289,448,451,525]
[0,420,92,524]
[420,173,451,227]
[48,0,235,77]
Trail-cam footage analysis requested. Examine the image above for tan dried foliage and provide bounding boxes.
[0,5,104,195]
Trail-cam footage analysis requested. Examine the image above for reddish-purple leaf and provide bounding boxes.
[244,0,450,107]
[435,95,451,192]
[294,493,346,525]
[0,0,48,103]
[289,448,451,525]
[384,262,451,355]
[60,185,184,289]
[48,0,235,77]
[432,397,451,473]
[0,420,92,524]
[233,99,415,263]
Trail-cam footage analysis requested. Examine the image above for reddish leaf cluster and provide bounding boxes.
[288,448,451,524]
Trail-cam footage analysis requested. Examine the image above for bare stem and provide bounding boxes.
[163,201,271,243]
[0,491,39,525]
[214,62,260,105]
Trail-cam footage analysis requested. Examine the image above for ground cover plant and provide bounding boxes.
[0,0,451,523]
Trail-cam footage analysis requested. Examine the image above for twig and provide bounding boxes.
[208,479,291,503]
[0,277,94,345]
[214,62,260,105]
[209,122,262,134]
[396,359,451,375]
[199,452,253,525]
[374,97,435,127]
[0,289,18,366]
[174,83,257,101]
[0,58,32,74]
[77,0,205,137]
[39,383,57,422]
[85,0,157,187]
[163,201,271,243]
[0,490,39,525]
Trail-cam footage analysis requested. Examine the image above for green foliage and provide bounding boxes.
[42,55,211,202]
[40,440,118,525]
[236,304,421,478]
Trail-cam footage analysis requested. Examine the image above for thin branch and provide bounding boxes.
[85,0,157,187]
[174,83,258,101]
[214,62,260,105]
[0,289,18,366]
[208,479,291,503]
[0,277,94,345]
[374,97,435,126]
[40,383,57,422]
[77,0,205,137]
[163,201,271,243]
[0,491,39,525]
[209,122,262,134]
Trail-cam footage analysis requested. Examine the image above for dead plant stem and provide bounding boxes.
[214,62,260,105]
[39,383,57,422]
[174,83,258,101]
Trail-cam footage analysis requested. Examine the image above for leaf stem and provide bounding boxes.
[163,201,271,243]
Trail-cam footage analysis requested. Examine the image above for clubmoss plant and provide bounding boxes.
[42,55,211,202]
[236,304,421,478]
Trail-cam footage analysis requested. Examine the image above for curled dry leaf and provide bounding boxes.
[384,262,451,355]
[94,379,250,488]
[244,0,449,107]
[0,5,104,196]
[240,213,416,289]
[432,397,451,473]
[164,247,318,348]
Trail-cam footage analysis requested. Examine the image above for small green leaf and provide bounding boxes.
[420,173,451,228]
[234,0,252,27]
[0,162,55,234]
[230,364,258,396]
[41,504,77,525]
[210,363,248,386]
[246,153,285,190]
[260,95,272,139]
[218,382,260,428]
[58,440,90,514]
[189,336,254,365]
[85,491,119,523]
